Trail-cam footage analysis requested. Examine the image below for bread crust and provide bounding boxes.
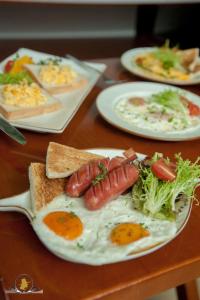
[46,142,104,179]
[29,162,65,213]
[180,48,199,71]
[0,100,61,120]
[24,64,88,95]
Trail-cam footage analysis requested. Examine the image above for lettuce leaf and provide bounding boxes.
[132,153,200,221]
[153,40,181,70]
[0,71,33,85]
[150,89,189,125]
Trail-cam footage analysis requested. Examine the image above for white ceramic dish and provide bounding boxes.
[96,82,200,141]
[121,47,200,86]
[0,48,106,133]
[0,149,192,265]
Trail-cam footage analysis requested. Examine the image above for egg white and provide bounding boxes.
[32,193,177,265]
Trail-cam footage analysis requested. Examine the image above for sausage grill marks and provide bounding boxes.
[66,157,124,197]
[65,148,139,211]
[66,148,137,198]
[84,163,139,210]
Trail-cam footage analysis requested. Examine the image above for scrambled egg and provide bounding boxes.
[3,81,47,107]
[39,64,77,86]
[136,53,190,81]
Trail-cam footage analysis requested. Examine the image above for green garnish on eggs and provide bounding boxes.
[150,89,186,113]
[150,89,189,125]
[38,57,62,65]
[153,40,181,70]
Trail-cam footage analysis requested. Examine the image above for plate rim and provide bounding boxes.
[0,148,193,265]
[121,47,200,86]
[0,48,106,134]
[96,81,200,141]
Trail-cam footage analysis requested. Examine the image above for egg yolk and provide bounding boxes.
[110,223,150,246]
[43,211,83,240]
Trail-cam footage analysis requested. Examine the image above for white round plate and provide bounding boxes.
[0,148,192,265]
[96,82,200,141]
[121,47,200,86]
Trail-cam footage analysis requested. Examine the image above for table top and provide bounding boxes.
[0,56,200,300]
[1,0,200,4]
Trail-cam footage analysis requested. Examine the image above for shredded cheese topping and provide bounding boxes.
[2,81,47,107]
[39,64,77,86]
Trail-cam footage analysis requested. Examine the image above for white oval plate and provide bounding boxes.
[96,82,200,141]
[0,149,192,265]
[121,47,200,86]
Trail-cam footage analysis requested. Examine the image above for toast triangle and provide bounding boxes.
[46,142,104,179]
[29,162,65,213]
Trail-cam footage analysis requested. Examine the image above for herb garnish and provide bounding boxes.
[92,162,108,185]
[38,57,62,65]
[76,242,84,249]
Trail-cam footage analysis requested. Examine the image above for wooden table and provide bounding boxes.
[0,57,200,300]
[1,0,200,4]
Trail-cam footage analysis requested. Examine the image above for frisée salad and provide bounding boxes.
[132,153,200,221]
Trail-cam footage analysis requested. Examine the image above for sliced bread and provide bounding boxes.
[46,142,104,179]
[180,48,199,72]
[29,162,65,213]
[0,85,62,120]
[24,64,88,95]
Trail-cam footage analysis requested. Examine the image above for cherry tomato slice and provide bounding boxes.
[151,159,176,182]
[4,60,14,73]
[187,102,200,116]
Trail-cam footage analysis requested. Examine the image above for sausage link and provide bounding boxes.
[66,156,124,197]
[84,164,139,210]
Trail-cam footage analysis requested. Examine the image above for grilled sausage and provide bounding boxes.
[66,156,125,197]
[84,163,139,210]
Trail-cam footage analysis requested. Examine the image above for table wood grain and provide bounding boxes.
[0,57,200,300]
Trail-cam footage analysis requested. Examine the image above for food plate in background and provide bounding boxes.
[121,47,200,86]
[0,48,106,133]
[0,148,193,265]
[96,82,200,141]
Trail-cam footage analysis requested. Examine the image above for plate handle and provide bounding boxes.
[0,191,33,221]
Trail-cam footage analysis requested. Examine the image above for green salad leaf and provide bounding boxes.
[153,40,181,70]
[150,89,189,124]
[132,153,200,221]
[0,71,33,85]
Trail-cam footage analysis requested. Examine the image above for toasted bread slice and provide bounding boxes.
[24,64,88,95]
[29,162,65,213]
[46,142,104,179]
[180,48,199,72]
[0,85,62,121]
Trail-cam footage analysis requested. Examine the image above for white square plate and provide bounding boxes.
[0,48,106,133]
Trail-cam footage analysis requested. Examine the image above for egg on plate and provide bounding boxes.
[32,193,176,265]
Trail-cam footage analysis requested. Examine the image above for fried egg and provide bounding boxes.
[32,193,177,265]
[115,95,200,133]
